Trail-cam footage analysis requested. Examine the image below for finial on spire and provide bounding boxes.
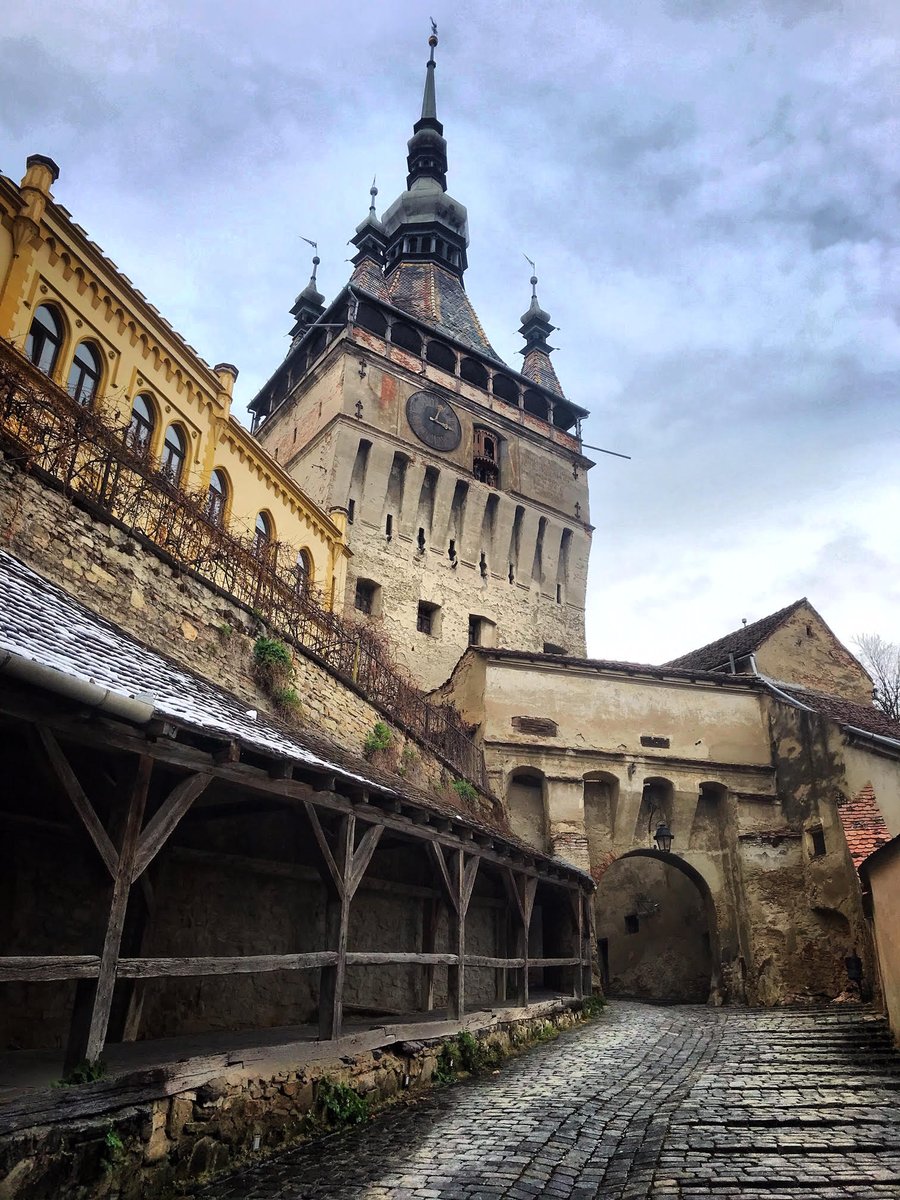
[300,236,320,286]
[429,18,438,61]
[524,254,538,301]
[369,177,378,216]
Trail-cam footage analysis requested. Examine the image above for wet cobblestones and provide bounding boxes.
[200,1003,900,1199]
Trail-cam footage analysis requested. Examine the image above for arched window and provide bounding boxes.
[492,375,520,406]
[126,394,155,454]
[473,426,500,487]
[67,341,102,407]
[356,302,387,337]
[524,390,550,421]
[390,323,422,354]
[254,511,273,554]
[206,469,228,524]
[426,340,457,372]
[161,424,186,485]
[460,357,488,388]
[295,548,313,595]
[25,304,64,376]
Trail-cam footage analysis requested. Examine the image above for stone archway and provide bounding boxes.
[595,850,721,1004]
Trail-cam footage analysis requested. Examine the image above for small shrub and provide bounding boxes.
[216,622,234,642]
[54,1059,107,1088]
[434,1042,457,1084]
[273,685,303,717]
[253,636,292,673]
[532,1020,559,1044]
[364,721,392,756]
[451,779,478,803]
[317,1078,369,1126]
[253,636,293,695]
[397,744,419,778]
[582,995,607,1019]
[100,1126,125,1173]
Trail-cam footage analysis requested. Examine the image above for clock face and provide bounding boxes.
[405,390,462,452]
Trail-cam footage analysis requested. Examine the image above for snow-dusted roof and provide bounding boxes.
[0,549,375,788]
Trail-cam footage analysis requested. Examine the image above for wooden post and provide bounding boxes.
[428,843,479,1022]
[503,870,537,1008]
[306,804,383,1041]
[421,897,440,1011]
[66,756,152,1068]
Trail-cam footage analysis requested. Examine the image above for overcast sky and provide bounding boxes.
[2,0,898,664]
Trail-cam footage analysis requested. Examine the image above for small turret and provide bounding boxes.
[518,267,565,398]
[289,250,325,342]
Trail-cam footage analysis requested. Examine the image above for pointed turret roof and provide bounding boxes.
[349,181,391,303]
[289,251,325,341]
[519,271,565,397]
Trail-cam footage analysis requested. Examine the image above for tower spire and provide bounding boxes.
[405,23,448,191]
[421,20,438,120]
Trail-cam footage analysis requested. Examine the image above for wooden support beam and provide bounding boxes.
[304,802,344,899]
[317,813,353,1040]
[74,755,152,1067]
[132,773,211,881]
[347,824,384,899]
[36,726,118,879]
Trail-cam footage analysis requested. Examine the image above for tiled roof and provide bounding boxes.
[475,646,759,686]
[0,551,588,878]
[779,684,900,743]
[838,783,891,870]
[349,258,391,304]
[385,261,502,360]
[521,347,565,398]
[664,599,809,671]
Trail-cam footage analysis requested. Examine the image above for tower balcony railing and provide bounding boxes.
[0,339,489,793]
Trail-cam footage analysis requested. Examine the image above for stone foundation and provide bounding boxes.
[0,1000,591,1199]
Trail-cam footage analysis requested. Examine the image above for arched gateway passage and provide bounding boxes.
[595,850,721,1004]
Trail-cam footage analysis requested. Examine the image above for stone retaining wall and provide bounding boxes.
[0,455,498,823]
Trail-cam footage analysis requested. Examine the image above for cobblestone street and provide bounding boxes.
[200,1003,900,1200]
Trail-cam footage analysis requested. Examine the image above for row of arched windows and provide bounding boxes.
[25,305,315,593]
[26,304,103,407]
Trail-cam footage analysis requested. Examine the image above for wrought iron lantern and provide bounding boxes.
[653,822,674,853]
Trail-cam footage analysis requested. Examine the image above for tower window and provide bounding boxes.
[355,578,380,615]
[417,601,440,636]
[810,827,827,857]
[468,615,495,647]
[347,498,356,524]
[253,510,274,554]
[385,514,393,540]
[625,914,640,935]
[417,527,426,553]
[543,642,566,655]
[479,551,488,579]
[448,539,457,563]
[473,427,500,487]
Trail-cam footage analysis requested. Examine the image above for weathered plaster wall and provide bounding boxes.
[756,605,872,703]
[444,652,877,1005]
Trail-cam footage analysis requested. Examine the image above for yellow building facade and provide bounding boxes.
[0,154,348,608]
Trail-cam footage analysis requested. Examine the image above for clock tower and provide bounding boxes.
[249,31,593,690]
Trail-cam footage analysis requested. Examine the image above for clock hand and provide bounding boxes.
[429,415,451,431]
